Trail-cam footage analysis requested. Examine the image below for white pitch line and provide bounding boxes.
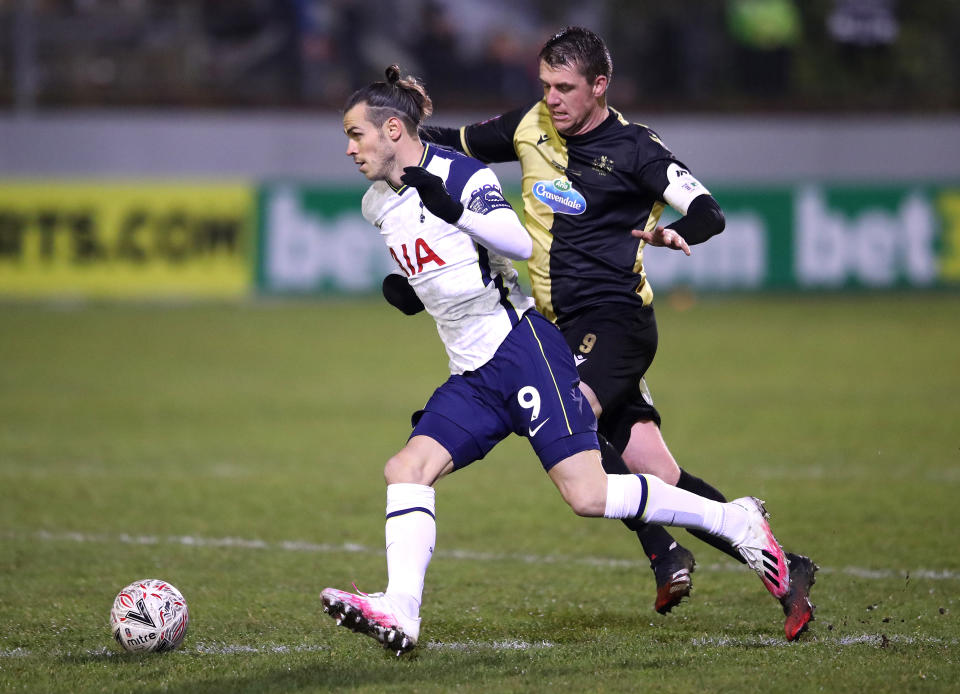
[3,634,956,659]
[0,644,330,658]
[0,648,31,658]
[5,529,960,582]
[425,639,556,651]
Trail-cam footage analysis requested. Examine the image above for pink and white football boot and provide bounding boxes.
[729,497,791,600]
[321,587,420,656]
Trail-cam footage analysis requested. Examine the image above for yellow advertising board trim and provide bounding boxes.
[0,181,254,298]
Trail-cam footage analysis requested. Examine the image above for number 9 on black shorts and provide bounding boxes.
[558,303,663,452]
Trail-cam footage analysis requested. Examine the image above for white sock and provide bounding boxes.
[603,474,646,518]
[384,483,436,619]
[605,474,749,545]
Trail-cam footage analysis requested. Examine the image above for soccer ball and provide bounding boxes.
[110,579,189,653]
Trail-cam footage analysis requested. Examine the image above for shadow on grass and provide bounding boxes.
[127,649,590,694]
[58,649,155,664]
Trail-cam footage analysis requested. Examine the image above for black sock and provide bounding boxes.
[677,468,727,502]
[635,523,679,565]
[597,433,631,475]
[598,433,679,562]
[677,468,746,564]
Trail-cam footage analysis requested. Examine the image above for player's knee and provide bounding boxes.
[383,451,429,485]
[559,485,604,517]
[549,451,608,516]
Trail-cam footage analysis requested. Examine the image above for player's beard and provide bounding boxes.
[370,132,397,183]
[366,134,397,185]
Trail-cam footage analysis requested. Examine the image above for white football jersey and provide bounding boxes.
[362,145,535,374]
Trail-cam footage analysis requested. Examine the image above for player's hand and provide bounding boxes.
[382,273,425,315]
[401,166,464,224]
[632,225,691,256]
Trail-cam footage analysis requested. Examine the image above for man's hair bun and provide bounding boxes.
[344,65,433,131]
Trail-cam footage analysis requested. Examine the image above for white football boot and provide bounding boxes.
[321,587,420,656]
[729,497,791,600]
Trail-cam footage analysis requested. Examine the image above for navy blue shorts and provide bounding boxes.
[411,311,598,472]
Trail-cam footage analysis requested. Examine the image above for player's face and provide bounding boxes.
[539,60,608,136]
[343,103,395,182]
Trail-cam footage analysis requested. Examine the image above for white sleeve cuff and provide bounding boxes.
[662,162,710,215]
[456,208,532,260]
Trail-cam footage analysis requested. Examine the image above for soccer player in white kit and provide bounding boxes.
[320,65,793,655]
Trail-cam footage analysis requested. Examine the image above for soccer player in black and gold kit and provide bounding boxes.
[417,27,817,641]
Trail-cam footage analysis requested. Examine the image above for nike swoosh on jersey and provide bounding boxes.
[528,418,551,437]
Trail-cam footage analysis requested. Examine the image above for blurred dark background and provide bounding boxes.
[2,0,958,113]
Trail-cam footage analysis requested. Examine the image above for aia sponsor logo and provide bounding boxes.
[389,238,446,276]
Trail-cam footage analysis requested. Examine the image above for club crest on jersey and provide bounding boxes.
[532,178,586,215]
[591,155,614,175]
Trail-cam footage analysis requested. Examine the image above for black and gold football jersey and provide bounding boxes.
[423,101,689,322]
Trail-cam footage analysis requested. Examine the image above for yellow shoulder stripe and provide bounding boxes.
[459,127,474,159]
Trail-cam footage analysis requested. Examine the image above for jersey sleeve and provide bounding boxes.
[427,106,530,164]
[419,125,464,151]
[454,167,531,260]
[460,106,526,163]
[633,127,710,215]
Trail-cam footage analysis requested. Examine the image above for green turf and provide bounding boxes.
[1,294,958,693]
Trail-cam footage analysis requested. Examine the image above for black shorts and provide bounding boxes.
[558,303,662,452]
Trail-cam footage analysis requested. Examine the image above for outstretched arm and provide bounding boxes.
[632,195,725,254]
[419,125,465,153]
[420,104,532,163]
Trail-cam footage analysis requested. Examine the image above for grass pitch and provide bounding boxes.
[1,293,958,693]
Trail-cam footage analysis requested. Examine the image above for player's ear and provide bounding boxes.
[592,75,608,99]
[384,116,405,142]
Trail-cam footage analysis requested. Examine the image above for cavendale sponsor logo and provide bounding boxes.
[532,178,586,215]
[0,182,254,298]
